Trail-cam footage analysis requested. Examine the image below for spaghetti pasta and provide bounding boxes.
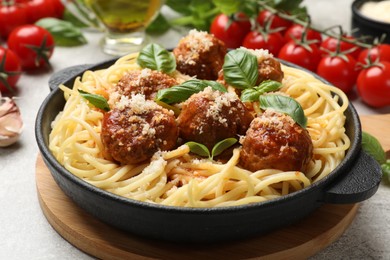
[49,53,350,208]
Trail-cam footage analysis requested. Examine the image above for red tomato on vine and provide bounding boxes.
[7,25,55,70]
[25,0,58,23]
[0,2,28,39]
[320,36,361,60]
[284,24,322,46]
[317,54,358,93]
[0,47,22,93]
[278,41,322,71]
[242,31,285,56]
[357,61,390,108]
[210,13,251,49]
[358,44,390,65]
[256,10,292,35]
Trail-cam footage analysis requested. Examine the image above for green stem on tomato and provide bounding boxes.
[257,1,372,49]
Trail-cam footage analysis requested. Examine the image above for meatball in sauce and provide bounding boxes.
[101,94,178,165]
[177,87,253,149]
[173,29,227,80]
[108,68,177,107]
[240,110,313,172]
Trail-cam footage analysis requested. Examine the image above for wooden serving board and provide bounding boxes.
[35,114,390,259]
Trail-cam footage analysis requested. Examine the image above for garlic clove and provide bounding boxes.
[0,97,23,147]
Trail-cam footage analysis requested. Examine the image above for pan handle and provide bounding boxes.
[48,64,92,91]
[323,150,382,204]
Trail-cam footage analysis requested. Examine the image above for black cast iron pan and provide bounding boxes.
[36,58,382,243]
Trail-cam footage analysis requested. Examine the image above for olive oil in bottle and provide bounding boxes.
[85,0,163,33]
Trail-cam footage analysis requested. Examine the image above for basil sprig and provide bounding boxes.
[78,90,110,112]
[186,138,238,159]
[362,132,386,164]
[241,80,282,102]
[259,94,307,128]
[137,43,176,73]
[35,18,87,47]
[156,79,226,104]
[222,49,259,89]
[361,131,390,182]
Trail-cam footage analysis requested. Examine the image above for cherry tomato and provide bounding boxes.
[242,31,285,56]
[0,2,28,39]
[7,25,55,70]
[256,10,292,35]
[356,62,390,107]
[278,41,322,71]
[317,55,358,93]
[0,47,22,93]
[210,13,251,49]
[26,0,57,23]
[320,36,361,60]
[47,0,65,18]
[284,24,322,46]
[358,44,390,65]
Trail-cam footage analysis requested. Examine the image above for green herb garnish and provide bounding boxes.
[222,49,259,89]
[361,131,390,182]
[259,94,307,128]
[78,89,110,112]
[240,80,282,102]
[137,43,176,73]
[156,79,226,104]
[36,18,87,47]
[186,138,238,160]
[362,132,386,165]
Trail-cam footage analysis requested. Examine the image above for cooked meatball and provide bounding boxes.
[173,29,227,80]
[101,94,178,165]
[257,56,284,84]
[177,87,253,149]
[218,48,284,87]
[240,110,313,172]
[108,68,177,106]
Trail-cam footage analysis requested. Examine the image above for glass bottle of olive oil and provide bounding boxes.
[85,0,163,33]
[85,0,164,55]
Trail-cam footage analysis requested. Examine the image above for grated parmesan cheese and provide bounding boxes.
[178,29,214,65]
[202,87,239,126]
[116,94,160,113]
[135,68,152,86]
[238,47,273,62]
[142,156,167,175]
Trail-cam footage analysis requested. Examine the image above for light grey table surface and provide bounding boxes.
[1,1,390,259]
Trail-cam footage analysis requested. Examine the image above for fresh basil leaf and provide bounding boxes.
[137,43,176,73]
[256,80,282,93]
[156,80,205,104]
[259,94,307,128]
[241,88,261,102]
[62,9,89,28]
[211,138,238,158]
[146,13,171,35]
[202,80,227,93]
[362,132,386,164]
[240,80,282,102]
[156,79,226,104]
[223,49,259,89]
[186,141,210,158]
[382,160,390,181]
[78,90,110,112]
[36,18,87,46]
[212,0,240,15]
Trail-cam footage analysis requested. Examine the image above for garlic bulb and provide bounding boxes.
[0,96,23,147]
